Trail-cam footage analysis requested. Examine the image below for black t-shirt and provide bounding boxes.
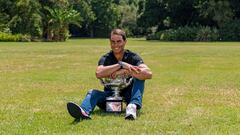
[98,49,144,66]
[98,49,144,91]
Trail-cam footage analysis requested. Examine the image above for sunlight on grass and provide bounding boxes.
[0,39,240,134]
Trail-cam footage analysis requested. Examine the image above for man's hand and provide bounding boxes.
[121,62,141,74]
[110,69,130,79]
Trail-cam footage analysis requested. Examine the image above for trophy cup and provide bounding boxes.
[100,75,133,113]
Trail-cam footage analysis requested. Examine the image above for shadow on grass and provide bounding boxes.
[92,108,144,118]
[70,118,91,125]
[70,119,82,125]
[69,108,144,124]
[91,109,125,117]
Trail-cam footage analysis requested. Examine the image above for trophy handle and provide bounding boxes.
[99,78,105,86]
[125,77,133,86]
[99,76,133,89]
[99,78,111,89]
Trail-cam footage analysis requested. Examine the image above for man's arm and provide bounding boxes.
[96,64,121,78]
[111,62,152,80]
[129,64,152,80]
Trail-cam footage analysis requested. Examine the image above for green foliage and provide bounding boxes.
[0,13,10,33]
[158,26,198,41]
[159,29,175,41]
[195,26,219,41]
[8,0,42,37]
[44,3,82,41]
[197,0,233,28]
[138,0,198,31]
[140,0,238,37]
[137,0,166,31]
[118,0,139,36]
[175,26,198,41]
[70,0,96,37]
[146,31,161,40]
[166,0,197,27]
[150,25,220,41]
[91,0,121,37]
[230,0,240,18]
[219,19,240,41]
[1,0,240,40]
[0,32,30,41]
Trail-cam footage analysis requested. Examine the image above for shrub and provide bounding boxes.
[0,27,11,34]
[195,26,219,41]
[175,26,198,41]
[0,32,31,42]
[159,29,177,41]
[219,19,240,41]
[159,26,198,41]
[146,32,161,40]
[152,26,220,41]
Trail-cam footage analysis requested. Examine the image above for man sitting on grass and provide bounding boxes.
[67,28,152,120]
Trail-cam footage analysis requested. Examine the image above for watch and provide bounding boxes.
[118,61,123,69]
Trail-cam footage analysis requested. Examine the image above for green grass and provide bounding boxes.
[0,39,240,134]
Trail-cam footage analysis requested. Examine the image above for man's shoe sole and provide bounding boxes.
[125,114,136,120]
[67,102,91,119]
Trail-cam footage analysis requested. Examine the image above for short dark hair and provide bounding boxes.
[110,29,126,41]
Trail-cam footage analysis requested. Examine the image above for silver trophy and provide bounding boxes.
[100,75,133,113]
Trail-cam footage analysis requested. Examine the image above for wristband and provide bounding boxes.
[118,61,123,69]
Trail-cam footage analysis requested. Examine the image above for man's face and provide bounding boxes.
[110,34,126,54]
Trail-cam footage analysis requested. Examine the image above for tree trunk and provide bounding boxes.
[90,25,94,38]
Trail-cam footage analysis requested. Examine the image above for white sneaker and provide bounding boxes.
[125,103,137,120]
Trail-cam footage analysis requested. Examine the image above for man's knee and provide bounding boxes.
[87,89,100,96]
[87,89,106,110]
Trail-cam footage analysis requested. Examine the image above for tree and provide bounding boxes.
[118,0,140,36]
[0,13,10,33]
[166,0,197,27]
[0,0,11,33]
[230,0,240,18]
[137,0,167,34]
[196,0,233,28]
[69,0,96,37]
[43,1,82,41]
[8,0,42,37]
[90,0,121,37]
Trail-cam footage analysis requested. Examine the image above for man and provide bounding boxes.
[67,29,152,120]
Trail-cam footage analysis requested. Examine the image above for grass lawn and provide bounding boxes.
[0,39,240,134]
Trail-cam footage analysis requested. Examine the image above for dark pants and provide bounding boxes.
[80,78,145,115]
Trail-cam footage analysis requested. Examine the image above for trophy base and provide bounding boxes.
[106,96,123,113]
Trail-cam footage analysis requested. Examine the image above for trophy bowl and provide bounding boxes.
[100,75,133,113]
